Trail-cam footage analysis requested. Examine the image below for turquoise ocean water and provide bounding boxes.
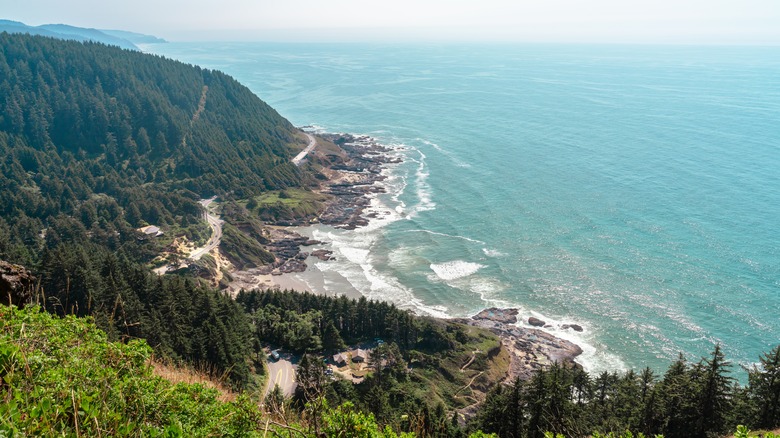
[146,42,780,377]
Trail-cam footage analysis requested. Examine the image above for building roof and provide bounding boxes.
[137,225,164,237]
[333,353,348,364]
[351,348,369,361]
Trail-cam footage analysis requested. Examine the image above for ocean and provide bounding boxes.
[145,42,780,378]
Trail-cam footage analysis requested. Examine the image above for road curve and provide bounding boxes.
[264,356,297,399]
[190,197,223,260]
[291,133,317,166]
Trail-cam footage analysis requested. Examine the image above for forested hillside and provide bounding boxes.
[0,33,307,385]
[0,32,304,267]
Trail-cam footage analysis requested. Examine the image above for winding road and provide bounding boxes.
[291,133,317,166]
[190,197,223,260]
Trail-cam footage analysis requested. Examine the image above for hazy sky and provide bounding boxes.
[5,0,780,44]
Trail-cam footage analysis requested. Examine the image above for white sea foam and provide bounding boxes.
[301,123,328,133]
[309,217,450,319]
[388,246,425,271]
[408,149,436,214]
[521,310,629,375]
[482,248,507,257]
[430,261,486,281]
[465,277,509,302]
[419,138,471,168]
[407,229,486,245]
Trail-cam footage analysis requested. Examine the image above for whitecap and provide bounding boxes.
[430,261,486,281]
[408,149,436,214]
[482,248,507,257]
[418,138,471,168]
[407,229,486,245]
[467,277,509,301]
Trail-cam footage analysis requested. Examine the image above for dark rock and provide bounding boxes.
[279,259,307,273]
[455,307,583,383]
[472,307,519,324]
[528,317,545,327]
[1,260,36,307]
[311,249,333,261]
[562,324,584,332]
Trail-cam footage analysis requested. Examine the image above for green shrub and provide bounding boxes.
[0,305,264,437]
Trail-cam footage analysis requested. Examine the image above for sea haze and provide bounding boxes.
[146,42,780,377]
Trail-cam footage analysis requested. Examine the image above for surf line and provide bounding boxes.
[405,229,486,245]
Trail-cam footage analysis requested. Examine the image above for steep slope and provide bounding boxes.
[0,32,304,266]
[0,305,265,436]
[0,33,308,383]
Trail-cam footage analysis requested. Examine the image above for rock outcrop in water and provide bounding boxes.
[457,307,583,382]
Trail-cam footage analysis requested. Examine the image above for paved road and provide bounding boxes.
[291,133,317,166]
[190,197,223,260]
[264,356,297,399]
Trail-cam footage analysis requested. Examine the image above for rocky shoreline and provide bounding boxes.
[227,132,399,285]
[316,133,401,230]
[457,308,583,382]
[226,133,587,384]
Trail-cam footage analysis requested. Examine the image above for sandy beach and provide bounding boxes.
[227,248,366,301]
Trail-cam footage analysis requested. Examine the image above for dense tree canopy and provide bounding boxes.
[0,32,306,386]
[0,32,304,271]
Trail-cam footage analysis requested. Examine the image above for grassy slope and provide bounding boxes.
[0,305,266,437]
[247,188,329,223]
[412,324,508,409]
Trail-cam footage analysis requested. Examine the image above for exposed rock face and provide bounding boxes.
[316,133,399,230]
[226,133,396,289]
[0,260,36,307]
[528,316,546,327]
[457,308,583,382]
[473,307,519,324]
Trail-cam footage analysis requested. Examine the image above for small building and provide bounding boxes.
[351,349,369,363]
[332,353,348,367]
[137,225,164,237]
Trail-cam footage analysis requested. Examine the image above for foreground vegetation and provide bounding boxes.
[0,305,264,436]
[0,305,496,437]
[3,304,779,438]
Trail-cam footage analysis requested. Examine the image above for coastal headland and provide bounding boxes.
[460,308,583,382]
[190,129,585,380]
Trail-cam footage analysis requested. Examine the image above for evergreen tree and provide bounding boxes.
[748,345,780,429]
[658,354,698,438]
[695,344,734,438]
